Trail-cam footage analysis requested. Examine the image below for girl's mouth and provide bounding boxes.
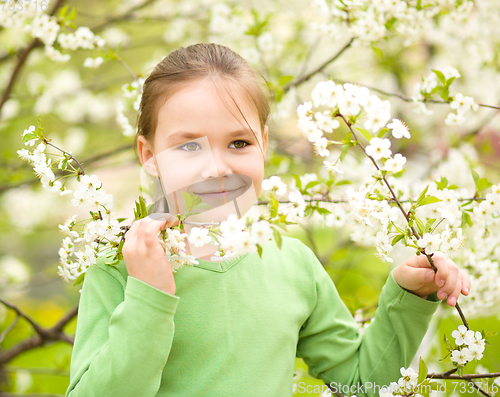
[193,186,245,200]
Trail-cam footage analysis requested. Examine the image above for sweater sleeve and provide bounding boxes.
[296,248,440,397]
[66,262,180,397]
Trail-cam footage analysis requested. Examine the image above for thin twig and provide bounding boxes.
[44,140,86,176]
[469,379,493,397]
[283,38,354,94]
[0,298,44,335]
[331,78,500,111]
[0,313,19,344]
[428,371,500,379]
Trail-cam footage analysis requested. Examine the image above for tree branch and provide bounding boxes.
[331,78,500,111]
[0,0,66,114]
[428,371,500,380]
[0,300,78,366]
[0,143,133,194]
[283,38,354,94]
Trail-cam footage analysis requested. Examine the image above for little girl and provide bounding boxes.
[66,43,470,397]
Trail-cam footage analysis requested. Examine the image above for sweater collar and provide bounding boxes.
[192,253,248,272]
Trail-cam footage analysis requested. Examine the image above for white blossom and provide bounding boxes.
[365,137,392,160]
[384,153,406,173]
[188,227,212,247]
[261,176,287,196]
[387,119,411,139]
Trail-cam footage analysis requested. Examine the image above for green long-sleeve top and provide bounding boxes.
[66,236,440,397]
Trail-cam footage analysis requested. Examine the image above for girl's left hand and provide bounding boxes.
[393,252,471,307]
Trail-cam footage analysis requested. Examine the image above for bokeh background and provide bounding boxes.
[1,0,500,395]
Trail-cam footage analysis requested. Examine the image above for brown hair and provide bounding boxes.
[134,43,271,157]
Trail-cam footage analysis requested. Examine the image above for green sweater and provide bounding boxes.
[66,236,439,397]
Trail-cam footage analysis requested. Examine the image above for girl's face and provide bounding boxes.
[138,78,268,222]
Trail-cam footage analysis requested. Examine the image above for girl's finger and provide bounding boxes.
[123,219,140,240]
[143,214,178,246]
[438,259,459,300]
[432,253,449,288]
[460,270,471,296]
[446,272,462,307]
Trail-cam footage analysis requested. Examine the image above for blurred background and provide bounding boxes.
[1,0,500,395]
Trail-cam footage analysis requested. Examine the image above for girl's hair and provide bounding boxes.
[134,42,271,156]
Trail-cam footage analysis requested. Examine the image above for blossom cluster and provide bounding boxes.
[379,367,419,397]
[17,126,72,196]
[450,325,486,365]
[117,78,145,136]
[160,228,198,272]
[0,5,105,64]
[310,0,472,46]
[217,214,275,255]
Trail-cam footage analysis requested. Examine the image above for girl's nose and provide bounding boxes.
[200,151,232,180]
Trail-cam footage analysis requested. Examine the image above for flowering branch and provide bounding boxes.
[332,78,500,111]
[0,0,67,112]
[339,114,470,329]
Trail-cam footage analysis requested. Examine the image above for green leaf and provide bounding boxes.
[445,76,455,87]
[457,366,463,377]
[334,180,351,186]
[316,207,331,215]
[460,211,472,228]
[356,127,372,141]
[436,177,448,190]
[279,75,294,86]
[418,196,442,207]
[414,216,425,236]
[304,180,320,191]
[59,4,68,17]
[477,177,493,192]
[22,133,38,143]
[377,128,389,138]
[471,169,480,185]
[256,244,263,258]
[73,272,85,286]
[447,184,459,190]
[340,144,351,161]
[384,16,397,30]
[418,357,428,384]
[117,238,125,253]
[439,86,449,101]
[270,196,279,218]
[292,174,302,191]
[424,218,436,233]
[432,69,446,85]
[67,6,77,20]
[139,196,147,217]
[391,234,404,246]
[372,46,382,58]
[134,200,140,219]
[272,227,282,249]
[416,185,429,204]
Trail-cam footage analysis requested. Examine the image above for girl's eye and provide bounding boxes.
[230,140,249,149]
[178,142,201,152]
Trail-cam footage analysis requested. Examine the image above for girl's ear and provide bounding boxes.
[137,136,159,177]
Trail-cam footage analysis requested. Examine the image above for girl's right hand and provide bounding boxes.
[122,213,180,295]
